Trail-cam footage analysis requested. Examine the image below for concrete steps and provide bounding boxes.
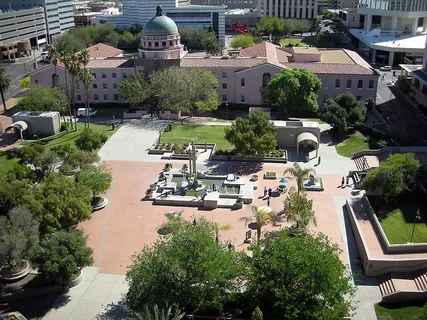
[217,198,236,208]
[377,273,397,296]
[353,155,370,171]
[413,270,427,291]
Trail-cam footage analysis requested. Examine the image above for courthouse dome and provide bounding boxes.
[143,6,178,36]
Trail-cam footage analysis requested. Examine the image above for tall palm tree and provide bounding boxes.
[79,49,89,70]
[283,163,315,193]
[239,206,277,243]
[283,186,317,232]
[46,45,59,86]
[211,221,232,243]
[68,53,81,130]
[134,304,185,320]
[0,68,11,111]
[78,68,93,128]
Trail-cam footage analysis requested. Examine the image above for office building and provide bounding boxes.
[259,0,318,19]
[0,7,46,61]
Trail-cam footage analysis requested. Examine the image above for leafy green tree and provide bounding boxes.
[75,128,107,151]
[0,180,34,216]
[283,19,295,36]
[0,67,11,110]
[291,19,312,35]
[268,68,321,118]
[179,27,209,50]
[283,186,316,232]
[134,305,185,320]
[31,229,93,285]
[239,206,278,243]
[201,32,222,55]
[20,77,31,89]
[96,23,119,46]
[248,230,355,319]
[256,17,284,36]
[317,30,343,48]
[77,165,112,201]
[225,111,277,156]
[118,31,138,49]
[334,92,366,125]
[0,206,39,274]
[150,68,219,115]
[230,35,255,49]
[251,306,263,320]
[16,144,45,166]
[54,32,87,52]
[360,153,421,198]
[65,149,100,170]
[51,143,76,158]
[283,162,315,193]
[126,217,246,314]
[318,99,348,134]
[118,72,150,108]
[7,164,33,182]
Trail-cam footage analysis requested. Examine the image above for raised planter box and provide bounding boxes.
[0,260,30,282]
[264,172,277,180]
[92,196,108,211]
[148,149,168,155]
[211,155,287,163]
[68,269,84,288]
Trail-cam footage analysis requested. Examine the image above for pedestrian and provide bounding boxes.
[267,196,270,207]
[318,155,321,165]
[263,186,267,197]
[268,187,272,197]
[341,177,345,187]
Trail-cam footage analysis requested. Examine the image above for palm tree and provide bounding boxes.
[46,45,59,86]
[59,49,71,102]
[78,69,93,128]
[211,221,232,243]
[283,163,315,193]
[68,53,81,130]
[0,68,11,111]
[283,186,317,232]
[134,304,185,320]
[79,49,89,70]
[239,206,277,243]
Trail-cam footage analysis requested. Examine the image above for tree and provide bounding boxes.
[291,19,312,36]
[201,32,222,56]
[78,69,94,128]
[230,35,255,49]
[317,31,343,48]
[283,19,295,37]
[0,206,39,274]
[360,153,421,199]
[239,206,277,243]
[377,140,388,160]
[268,68,322,118]
[255,17,284,36]
[96,23,119,47]
[134,305,185,320]
[251,306,263,320]
[318,99,348,134]
[75,128,107,151]
[118,72,151,108]
[20,77,31,89]
[149,68,219,115]
[211,221,232,243]
[225,111,277,156]
[283,186,316,232]
[77,165,112,202]
[0,68,11,111]
[126,217,245,313]
[179,27,209,50]
[283,162,315,193]
[334,92,366,125]
[248,230,355,319]
[46,46,60,84]
[30,229,93,285]
[118,31,138,49]
[68,53,81,130]
[0,179,35,216]
[65,149,100,170]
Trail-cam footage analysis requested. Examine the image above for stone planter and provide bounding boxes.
[68,269,84,288]
[264,172,277,180]
[250,175,259,182]
[0,260,30,281]
[92,196,108,211]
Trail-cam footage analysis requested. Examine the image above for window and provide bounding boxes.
[155,42,159,47]
[93,83,98,90]
[112,73,117,78]
[92,73,96,78]
[241,94,245,103]
[113,83,117,89]
[346,79,352,89]
[114,94,119,101]
[222,94,227,102]
[122,73,127,79]
[262,94,269,104]
[102,73,106,78]
[94,94,99,101]
[262,73,271,87]
[103,83,108,90]
[77,95,81,102]
[170,41,173,46]
[162,41,166,46]
[222,83,227,90]
[222,72,227,79]
[356,96,361,100]
[241,78,245,87]
[324,79,329,89]
[369,80,374,89]
[335,79,340,88]
[358,79,363,88]
[104,94,108,101]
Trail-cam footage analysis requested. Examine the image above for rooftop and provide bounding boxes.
[181,56,268,68]
[85,58,134,68]
[85,43,123,59]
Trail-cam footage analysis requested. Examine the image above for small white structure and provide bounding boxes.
[12,111,61,138]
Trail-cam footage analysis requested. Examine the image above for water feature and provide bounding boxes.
[170,176,240,194]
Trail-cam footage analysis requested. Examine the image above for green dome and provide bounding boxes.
[143,6,178,36]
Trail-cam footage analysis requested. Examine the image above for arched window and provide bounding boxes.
[262,72,271,87]
[52,73,59,87]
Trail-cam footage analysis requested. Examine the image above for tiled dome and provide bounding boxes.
[143,6,178,36]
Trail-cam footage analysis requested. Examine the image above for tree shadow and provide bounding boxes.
[349,197,371,221]
[95,299,136,320]
[204,160,263,176]
[247,222,257,230]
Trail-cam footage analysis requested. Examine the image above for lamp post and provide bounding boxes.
[410,209,421,243]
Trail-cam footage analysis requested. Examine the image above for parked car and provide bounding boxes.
[380,66,392,71]
[77,108,97,117]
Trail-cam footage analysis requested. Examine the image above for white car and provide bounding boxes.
[77,108,97,117]
[380,66,392,71]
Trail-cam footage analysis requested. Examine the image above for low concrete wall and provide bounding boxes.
[154,198,203,207]
[211,154,287,163]
[382,290,427,304]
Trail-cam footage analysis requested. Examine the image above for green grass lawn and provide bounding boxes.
[160,125,232,149]
[280,39,307,47]
[375,303,423,320]
[379,203,427,244]
[335,132,369,158]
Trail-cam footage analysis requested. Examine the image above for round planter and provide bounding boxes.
[92,196,108,211]
[0,260,30,282]
[250,175,259,182]
[68,269,84,288]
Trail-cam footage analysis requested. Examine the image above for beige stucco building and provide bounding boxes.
[30,7,379,108]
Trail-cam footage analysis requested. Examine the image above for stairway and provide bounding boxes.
[353,155,370,171]
[413,270,427,291]
[377,273,397,296]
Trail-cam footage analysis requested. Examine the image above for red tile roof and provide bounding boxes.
[239,42,269,58]
[85,43,123,59]
[85,58,134,68]
[181,57,268,68]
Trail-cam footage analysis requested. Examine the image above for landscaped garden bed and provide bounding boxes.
[212,149,287,163]
[264,172,277,180]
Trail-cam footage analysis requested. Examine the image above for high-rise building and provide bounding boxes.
[0,0,74,43]
[259,0,319,19]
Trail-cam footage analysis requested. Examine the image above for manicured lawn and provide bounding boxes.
[335,132,369,158]
[375,303,423,320]
[280,39,307,47]
[0,151,19,181]
[160,125,232,149]
[379,203,427,244]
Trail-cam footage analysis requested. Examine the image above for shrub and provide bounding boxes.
[76,165,113,199]
[66,150,99,169]
[60,123,69,132]
[75,128,108,151]
[165,144,171,150]
[7,164,32,181]
[51,144,76,158]
[174,145,184,154]
[59,163,77,176]
[16,144,45,165]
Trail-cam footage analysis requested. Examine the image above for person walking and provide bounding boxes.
[268,187,272,197]
[341,177,345,187]
[264,186,267,197]
[267,196,270,207]
[318,156,321,165]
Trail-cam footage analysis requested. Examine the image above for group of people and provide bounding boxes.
[208,184,220,192]
[341,176,350,187]
[263,186,273,206]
